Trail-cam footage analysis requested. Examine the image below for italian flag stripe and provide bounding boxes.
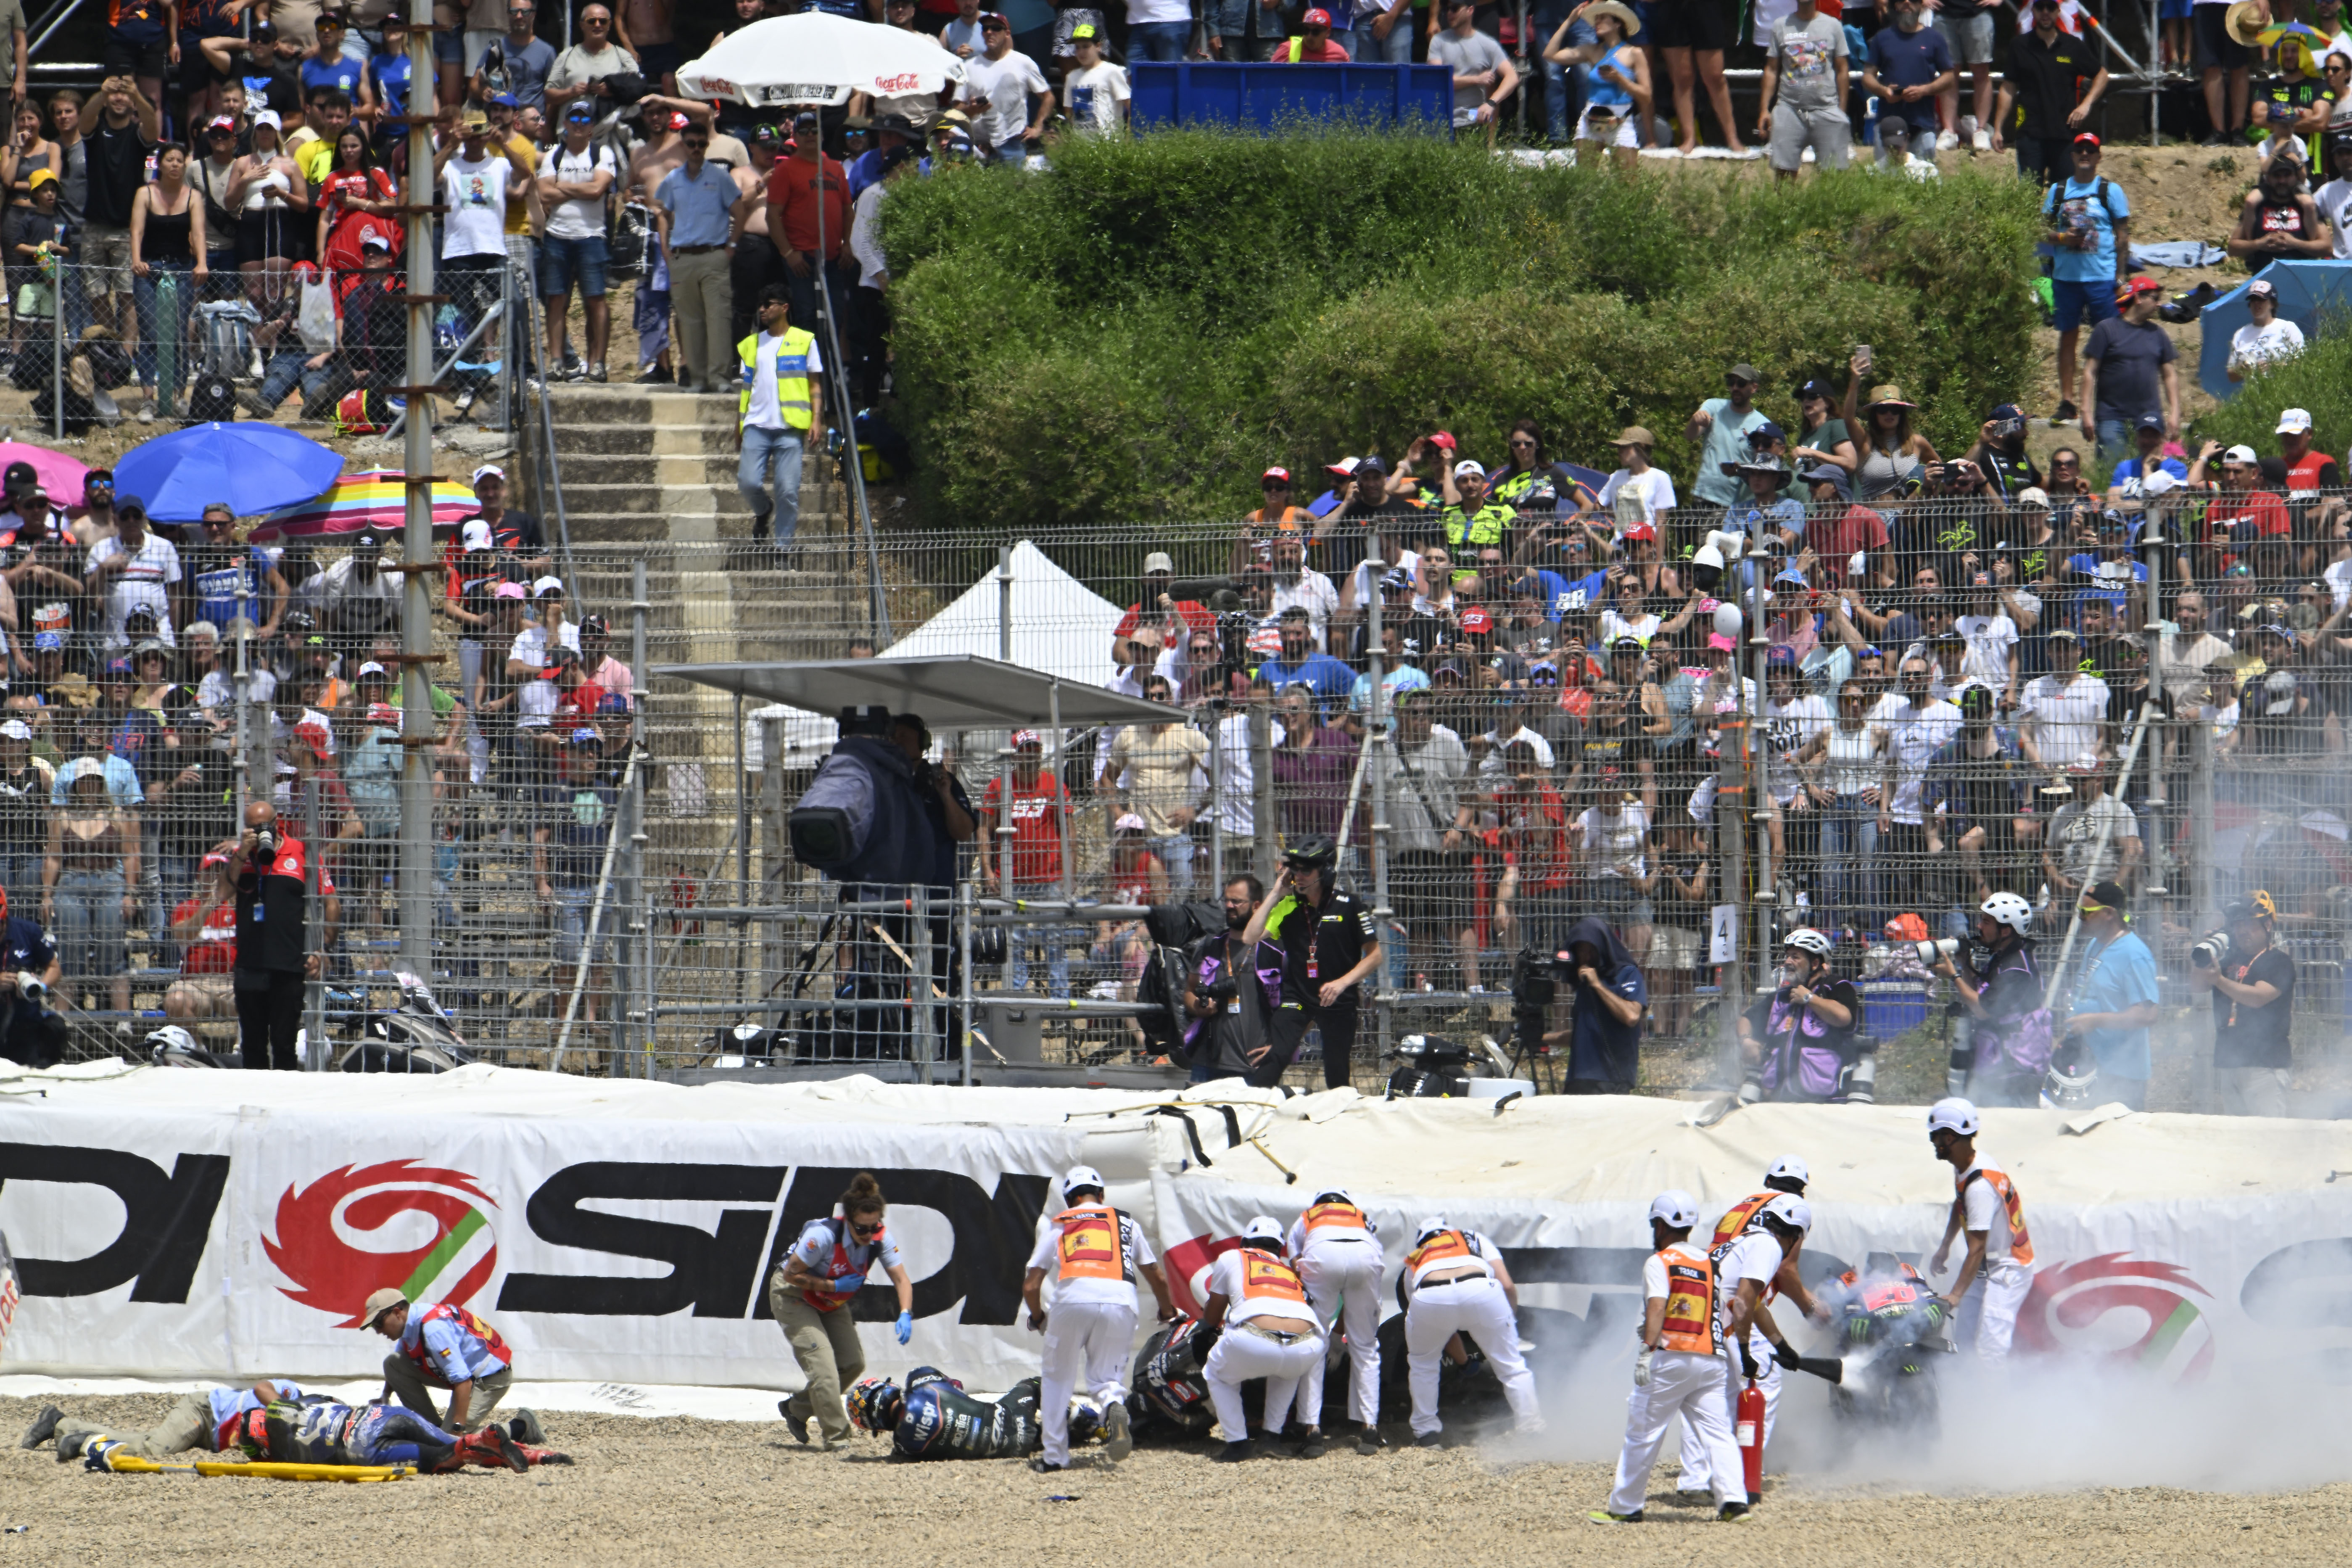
[2141,1299,2200,1366]
[400,1207,488,1302]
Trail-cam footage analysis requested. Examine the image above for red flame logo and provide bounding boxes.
[2016,1252,2215,1381]
[265,1161,500,1327]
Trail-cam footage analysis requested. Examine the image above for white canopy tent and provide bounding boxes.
[742,539,1128,769]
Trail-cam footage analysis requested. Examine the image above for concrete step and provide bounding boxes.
[547,385,737,428]
[552,452,748,487]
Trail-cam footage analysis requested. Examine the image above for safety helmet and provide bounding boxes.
[1415,1215,1451,1242]
[1764,1154,1810,1191]
[1927,1096,1980,1138]
[1282,834,1338,874]
[845,1376,904,1433]
[1061,1164,1106,1202]
[1241,1215,1285,1248]
[1783,927,1832,959]
[1647,1190,1699,1228]
[1756,1193,1812,1237]
[1979,891,2034,936]
[146,1024,202,1064]
[1310,1188,1357,1210]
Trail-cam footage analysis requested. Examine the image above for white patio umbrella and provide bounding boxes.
[673,13,965,108]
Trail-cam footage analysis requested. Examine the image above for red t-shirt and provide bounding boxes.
[1807,504,1891,584]
[978,770,1066,885]
[766,155,851,260]
[174,896,238,974]
[1113,599,1213,643]
[2283,450,2341,493]
[1494,785,1570,893]
[2207,488,2290,543]
[318,168,399,275]
[1275,37,1353,59]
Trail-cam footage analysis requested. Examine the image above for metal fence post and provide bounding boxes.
[398,0,441,1011]
[630,556,650,1075]
[51,265,62,441]
[1251,702,1275,885]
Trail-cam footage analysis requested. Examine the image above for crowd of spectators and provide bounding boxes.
[0,455,638,1064]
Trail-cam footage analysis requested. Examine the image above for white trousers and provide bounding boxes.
[1040,1300,1136,1465]
[1296,1243,1383,1429]
[1676,1335,1778,1492]
[1403,1276,1541,1437]
[1954,1259,2034,1361]
[1203,1322,1326,1441]
[1608,1348,1747,1515]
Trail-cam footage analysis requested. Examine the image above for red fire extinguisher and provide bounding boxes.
[1735,1378,1766,1499]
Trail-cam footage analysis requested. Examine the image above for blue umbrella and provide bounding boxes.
[111,422,346,522]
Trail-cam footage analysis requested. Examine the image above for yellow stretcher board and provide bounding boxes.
[102,1453,417,1483]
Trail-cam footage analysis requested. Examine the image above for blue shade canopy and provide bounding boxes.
[111,422,347,522]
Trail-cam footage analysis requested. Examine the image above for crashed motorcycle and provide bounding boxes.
[1787,1254,1948,1436]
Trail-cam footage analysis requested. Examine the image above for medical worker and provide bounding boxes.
[1021,1164,1177,1473]
[1927,1096,2038,1360]
[1288,1187,1386,1454]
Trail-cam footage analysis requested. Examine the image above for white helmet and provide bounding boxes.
[1765,1154,1810,1187]
[1757,1193,1812,1235]
[1648,1190,1699,1228]
[1061,1164,1105,1201]
[1979,891,2034,936]
[145,1024,203,1063]
[1927,1096,1980,1137]
[1783,927,1833,959]
[1242,1215,1285,1246]
[1311,1187,1358,1209]
[1415,1215,1451,1241]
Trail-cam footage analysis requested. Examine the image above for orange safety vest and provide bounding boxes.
[401,1304,511,1378]
[1054,1204,1127,1284]
[1405,1228,1481,1280]
[1301,1200,1370,1235]
[1709,1192,1776,1249]
[1238,1249,1310,1309]
[1955,1166,2035,1266]
[1656,1243,1719,1356]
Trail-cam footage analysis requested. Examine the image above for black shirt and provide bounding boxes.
[2211,943,2295,1070]
[0,765,48,857]
[234,832,331,974]
[1269,886,1377,1009]
[83,115,158,230]
[2004,28,2102,140]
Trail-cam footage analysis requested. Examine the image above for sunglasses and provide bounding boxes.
[848,1220,884,1237]
[1509,437,1536,448]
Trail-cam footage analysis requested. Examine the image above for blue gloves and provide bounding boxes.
[895,1309,913,1345]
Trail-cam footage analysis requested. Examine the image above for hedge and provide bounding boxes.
[881,129,2047,533]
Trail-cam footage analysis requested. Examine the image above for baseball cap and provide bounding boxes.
[103,656,134,678]
[2247,278,2278,300]
[670,111,693,131]
[566,99,597,121]
[1070,20,1097,36]
[1303,4,1331,18]
[1142,550,1174,574]
[472,463,506,486]
[2123,275,2162,297]
[350,532,382,552]
[1460,606,1494,634]
[2134,411,2166,432]
[979,8,1009,24]
[252,107,282,134]
[2073,129,2100,146]
[488,91,519,108]
[1621,521,1658,542]
[359,224,391,252]
[362,1287,407,1327]
[1747,419,1785,446]
[32,631,61,652]
[1726,362,1761,383]
[2277,407,2314,435]
[0,720,29,741]
[1800,462,1847,487]
[1262,466,1291,484]
[2067,750,2104,774]
[2015,486,2051,509]
[1987,402,2026,423]
[1452,459,1486,480]
[568,726,601,747]
[460,518,495,552]
[205,114,236,135]
[2223,444,2260,465]
[532,575,566,597]
[494,581,527,600]
[356,661,389,681]
[1011,728,1041,748]
[1354,454,1388,476]
[2083,878,2130,913]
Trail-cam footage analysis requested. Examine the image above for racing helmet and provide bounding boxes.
[845,1376,903,1433]
[1647,1190,1699,1228]
[146,1024,203,1065]
[1067,1394,1104,1447]
[1282,834,1338,875]
[237,1407,269,1457]
[1927,1096,1980,1138]
[1979,891,2034,936]
[1783,927,1833,960]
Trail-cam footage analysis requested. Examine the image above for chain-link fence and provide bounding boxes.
[18,451,2352,1097]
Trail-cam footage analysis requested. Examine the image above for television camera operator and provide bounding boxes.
[0,887,66,1067]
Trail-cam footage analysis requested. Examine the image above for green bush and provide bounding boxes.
[2187,311,2352,455]
[882,128,2046,533]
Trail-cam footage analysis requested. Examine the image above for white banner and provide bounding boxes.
[0,1101,1095,1389]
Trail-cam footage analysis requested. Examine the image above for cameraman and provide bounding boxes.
[228,801,338,1072]
[1737,928,1862,1102]
[1181,875,1284,1085]
[2189,893,2296,1117]
[1541,915,1646,1094]
[1928,892,2043,1107]
[0,886,66,1068]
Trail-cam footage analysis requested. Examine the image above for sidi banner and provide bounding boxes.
[0,1104,1086,1388]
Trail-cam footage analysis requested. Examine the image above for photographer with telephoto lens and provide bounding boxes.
[2189,891,2296,1116]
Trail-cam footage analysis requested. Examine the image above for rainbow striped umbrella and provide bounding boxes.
[249,469,480,541]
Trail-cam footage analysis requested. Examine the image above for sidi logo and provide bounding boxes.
[266,1161,500,1327]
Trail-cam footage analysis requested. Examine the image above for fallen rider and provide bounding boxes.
[847,1367,1103,1460]
[21,1380,307,1463]
[208,1399,570,1472]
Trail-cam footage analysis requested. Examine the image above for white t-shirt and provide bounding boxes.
[441,150,511,258]
[1953,612,2018,692]
[2228,316,2306,373]
[1714,1230,1785,1343]
[1063,61,1130,136]
[961,50,1048,148]
[507,620,581,671]
[1287,1201,1379,1263]
[1208,1246,1316,1326]
[87,533,182,646]
[742,330,824,431]
[1024,1205,1155,1309]
[539,140,618,240]
[1760,692,1831,801]
[1597,467,1677,525]
[1127,0,1190,24]
[2317,178,2352,261]
[1579,801,1650,880]
[1269,570,1340,647]
[1476,722,1554,778]
[2023,670,2110,763]
[1874,695,1961,824]
[1958,1159,2027,1266]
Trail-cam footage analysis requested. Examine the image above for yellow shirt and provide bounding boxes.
[293,132,334,188]
[502,133,536,235]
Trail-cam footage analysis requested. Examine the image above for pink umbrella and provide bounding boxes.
[0,442,88,509]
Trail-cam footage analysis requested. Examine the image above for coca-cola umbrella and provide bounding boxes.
[673,13,965,108]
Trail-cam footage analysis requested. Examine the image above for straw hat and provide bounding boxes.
[1864,384,1915,410]
[1585,0,1641,34]
[2224,0,2268,48]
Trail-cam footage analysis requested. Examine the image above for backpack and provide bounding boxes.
[333,387,397,435]
[194,299,262,380]
[187,372,238,422]
[2043,176,2120,225]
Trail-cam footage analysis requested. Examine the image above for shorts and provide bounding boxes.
[1647,0,1732,51]
[1590,878,1654,931]
[539,232,610,298]
[552,884,612,968]
[104,30,172,79]
[1769,103,1852,172]
[1932,8,1994,65]
[2050,275,2120,333]
[1577,103,1639,146]
[2158,0,2192,15]
[236,208,304,265]
[1052,7,1106,55]
[2192,2,2251,69]
[79,223,134,297]
[633,39,685,80]
[434,25,465,64]
[1652,925,1700,969]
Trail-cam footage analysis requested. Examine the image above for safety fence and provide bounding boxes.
[20,467,2352,1091]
